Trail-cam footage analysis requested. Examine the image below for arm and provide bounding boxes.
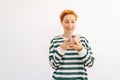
[78,36,95,67]
[49,39,65,70]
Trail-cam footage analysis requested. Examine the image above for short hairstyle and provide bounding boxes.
[59,9,78,22]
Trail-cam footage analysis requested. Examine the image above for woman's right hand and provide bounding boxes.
[60,38,73,50]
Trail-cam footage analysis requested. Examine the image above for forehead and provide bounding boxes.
[63,14,76,20]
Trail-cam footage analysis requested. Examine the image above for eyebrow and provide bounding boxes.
[64,19,75,21]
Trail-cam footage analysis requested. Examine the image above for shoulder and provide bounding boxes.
[80,35,89,43]
[50,35,63,43]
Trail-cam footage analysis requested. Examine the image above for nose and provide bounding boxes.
[68,23,72,28]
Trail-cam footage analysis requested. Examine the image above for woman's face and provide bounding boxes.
[61,14,76,34]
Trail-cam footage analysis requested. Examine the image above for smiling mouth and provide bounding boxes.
[67,28,73,30]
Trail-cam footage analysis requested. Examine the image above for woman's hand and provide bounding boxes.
[61,38,83,51]
[60,38,73,50]
[69,38,83,51]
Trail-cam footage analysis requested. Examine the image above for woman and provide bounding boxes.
[49,9,95,80]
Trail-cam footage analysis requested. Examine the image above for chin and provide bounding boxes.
[67,31,74,34]
[65,29,74,34]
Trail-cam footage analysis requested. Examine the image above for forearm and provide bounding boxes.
[49,46,65,70]
[78,47,95,67]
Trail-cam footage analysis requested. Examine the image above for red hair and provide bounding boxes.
[59,9,78,22]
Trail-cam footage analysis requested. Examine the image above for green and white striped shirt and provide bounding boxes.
[49,35,95,80]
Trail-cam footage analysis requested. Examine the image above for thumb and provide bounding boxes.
[65,38,71,42]
[73,38,80,44]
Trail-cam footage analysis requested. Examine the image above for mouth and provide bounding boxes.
[67,28,73,31]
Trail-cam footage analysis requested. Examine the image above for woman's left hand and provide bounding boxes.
[69,38,83,51]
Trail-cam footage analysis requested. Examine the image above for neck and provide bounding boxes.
[62,33,73,38]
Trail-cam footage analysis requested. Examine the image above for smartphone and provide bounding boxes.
[69,35,75,42]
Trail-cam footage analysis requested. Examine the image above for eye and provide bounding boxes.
[64,21,69,23]
[71,21,75,23]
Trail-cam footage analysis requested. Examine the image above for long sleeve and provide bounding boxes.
[78,36,95,67]
[49,38,65,70]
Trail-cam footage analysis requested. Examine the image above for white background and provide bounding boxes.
[0,0,120,80]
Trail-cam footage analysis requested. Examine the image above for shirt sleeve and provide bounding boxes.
[78,36,95,68]
[49,39,65,70]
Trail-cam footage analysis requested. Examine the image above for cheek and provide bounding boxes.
[72,25,76,29]
[63,24,68,28]
[62,23,76,29]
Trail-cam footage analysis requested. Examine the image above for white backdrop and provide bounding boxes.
[0,0,120,80]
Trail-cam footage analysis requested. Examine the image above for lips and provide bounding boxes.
[67,28,73,30]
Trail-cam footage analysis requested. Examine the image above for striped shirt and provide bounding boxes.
[49,35,95,80]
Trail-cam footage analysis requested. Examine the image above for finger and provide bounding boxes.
[68,44,75,48]
[73,38,80,44]
[65,42,74,45]
[65,38,71,42]
[72,38,77,44]
[69,45,75,49]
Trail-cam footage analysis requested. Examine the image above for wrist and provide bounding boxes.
[77,46,83,51]
[60,44,67,50]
